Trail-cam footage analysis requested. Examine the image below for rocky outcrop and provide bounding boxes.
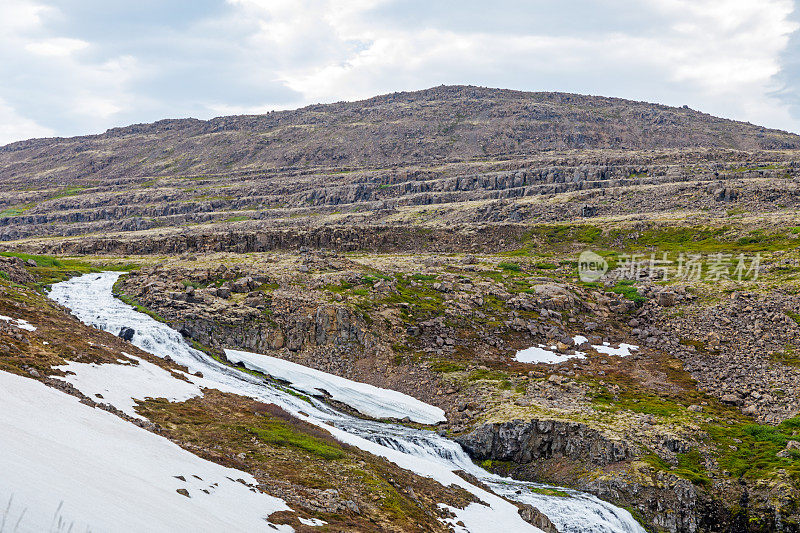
[456,419,636,466]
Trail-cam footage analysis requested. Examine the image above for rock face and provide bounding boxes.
[456,420,701,532]
[456,419,636,466]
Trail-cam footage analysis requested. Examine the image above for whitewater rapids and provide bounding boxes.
[49,272,646,533]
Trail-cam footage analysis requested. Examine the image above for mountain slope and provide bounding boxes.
[1,85,798,185]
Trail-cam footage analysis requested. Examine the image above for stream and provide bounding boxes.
[49,272,646,533]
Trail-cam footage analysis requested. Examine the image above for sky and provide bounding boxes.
[0,0,799,146]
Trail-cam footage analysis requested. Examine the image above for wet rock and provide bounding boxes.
[118,327,135,341]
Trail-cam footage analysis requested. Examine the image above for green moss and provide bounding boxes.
[112,276,168,323]
[592,387,682,417]
[48,185,89,200]
[675,450,711,486]
[324,281,354,293]
[247,424,344,460]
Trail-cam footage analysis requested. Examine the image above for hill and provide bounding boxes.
[1,85,798,185]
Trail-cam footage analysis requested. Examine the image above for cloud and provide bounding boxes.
[0,97,55,145]
[0,0,798,146]
[24,36,88,56]
[238,0,800,132]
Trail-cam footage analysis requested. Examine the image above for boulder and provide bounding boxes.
[656,291,676,307]
[518,505,560,533]
[118,327,135,341]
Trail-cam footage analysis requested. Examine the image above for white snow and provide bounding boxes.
[514,344,586,365]
[298,517,328,526]
[514,335,639,365]
[225,349,446,425]
[594,342,639,357]
[0,369,293,533]
[56,354,206,419]
[0,314,36,331]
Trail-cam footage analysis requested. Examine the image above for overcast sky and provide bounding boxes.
[1,0,798,145]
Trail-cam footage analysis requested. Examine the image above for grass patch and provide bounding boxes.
[610,280,647,307]
[674,450,711,486]
[591,386,682,417]
[247,423,344,460]
[498,262,521,272]
[0,252,133,289]
[706,416,800,481]
[0,203,35,217]
[770,346,800,368]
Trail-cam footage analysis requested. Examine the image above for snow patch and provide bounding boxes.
[56,355,205,419]
[0,314,36,331]
[514,335,639,365]
[594,342,639,357]
[440,502,543,533]
[0,370,292,533]
[514,344,586,365]
[225,349,446,424]
[298,517,328,526]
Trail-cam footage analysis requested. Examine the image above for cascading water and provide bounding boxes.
[49,272,646,533]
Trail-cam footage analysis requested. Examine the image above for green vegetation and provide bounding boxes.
[497,261,521,272]
[247,423,344,460]
[591,386,682,417]
[509,223,800,257]
[643,449,710,486]
[48,186,89,200]
[429,361,466,373]
[112,275,168,323]
[0,252,134,289]
[706,416,800,481]
[0,203,35,217]
[770,346,800,368]
[674,450,711,486]
[610,280,647,306]
[528,487,570,497]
